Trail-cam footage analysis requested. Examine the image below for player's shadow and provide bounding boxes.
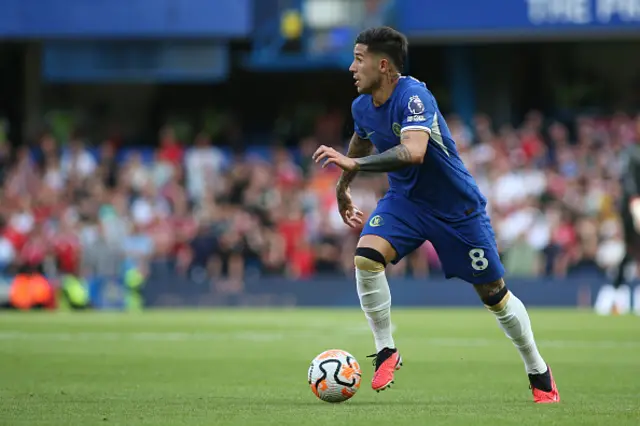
[271,399,423,407]
[207,396,421,407]
[337,401,421,406]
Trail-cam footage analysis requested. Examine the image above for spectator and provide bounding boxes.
[0,110,637,287]
[60,138,97,181]
[184,132,225,202]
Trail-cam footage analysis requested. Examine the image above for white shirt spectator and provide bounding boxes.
[493,172,527,209]
[499,207,549,250]
[9,211,34,234]
[130,196,171,226]
[492,169,547,210]
[44,167,64,191]
[596,238,625,270]
[185,145,225,201]
[61,148,97,180]
[0,237,15,267]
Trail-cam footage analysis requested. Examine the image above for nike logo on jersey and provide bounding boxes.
[364,130,375,139]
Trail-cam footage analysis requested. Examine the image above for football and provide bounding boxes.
[308,349,362,403]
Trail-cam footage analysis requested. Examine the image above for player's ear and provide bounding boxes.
[378,57,389,73]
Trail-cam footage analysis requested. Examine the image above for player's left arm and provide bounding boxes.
[352,88,432,172]
[351,129,428,172]
[313,89,430,173]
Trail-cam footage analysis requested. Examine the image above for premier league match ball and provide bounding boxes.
[308,349,362,403]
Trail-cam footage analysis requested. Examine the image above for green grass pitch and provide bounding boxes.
[1,308,639,425]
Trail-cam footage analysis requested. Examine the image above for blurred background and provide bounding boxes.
[0,0,638,311]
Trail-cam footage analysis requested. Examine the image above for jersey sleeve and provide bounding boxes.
[351,99,368,139]
[398,86,434,134]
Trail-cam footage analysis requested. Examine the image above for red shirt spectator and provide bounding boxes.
[3,226,28,253]
[521,132,544,162]
[20,235,47,267]
[553,221,577,249]
[290,241,315,279]
[157,127,184,165]
[52,232,81,275]
[278,210,306,259]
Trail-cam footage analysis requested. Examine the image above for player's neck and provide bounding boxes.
[372,74,401,107]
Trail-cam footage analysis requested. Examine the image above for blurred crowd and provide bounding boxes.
[456,112,637,279]
[0,110,638,287]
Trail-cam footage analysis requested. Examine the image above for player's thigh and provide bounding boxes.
[429,212,505,285]
[359,205,425,265]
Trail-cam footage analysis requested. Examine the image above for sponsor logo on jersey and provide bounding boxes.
[407,115,426,123]
[369,215,384,227]
[392,123,401,136]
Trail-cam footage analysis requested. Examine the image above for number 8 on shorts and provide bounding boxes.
[469,248,489,271]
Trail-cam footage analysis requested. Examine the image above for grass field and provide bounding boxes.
[1,308,639,426]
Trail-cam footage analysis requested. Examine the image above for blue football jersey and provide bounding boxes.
[351,75,486,221]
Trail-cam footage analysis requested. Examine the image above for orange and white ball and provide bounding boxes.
[308,349,362,403]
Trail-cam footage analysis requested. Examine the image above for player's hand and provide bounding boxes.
[336,186,364,228]
[312,145,359,171]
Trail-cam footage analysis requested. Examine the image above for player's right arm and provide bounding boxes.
[336,132,374,190]
[335,132,373,228]
[338,99,375,188]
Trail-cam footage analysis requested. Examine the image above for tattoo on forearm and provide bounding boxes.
[337,135,373,189]
[347,136,374,158]
[354,144,413,172]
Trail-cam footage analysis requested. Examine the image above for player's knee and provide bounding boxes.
[475,279,510,311]
[354,247,386,273]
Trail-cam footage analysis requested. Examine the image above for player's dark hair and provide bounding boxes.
[355,26,408,72]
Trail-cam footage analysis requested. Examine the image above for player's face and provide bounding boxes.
[349,44,382,94]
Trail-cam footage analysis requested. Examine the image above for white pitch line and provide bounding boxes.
[0,331,286,342]
[0,331,639,349]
